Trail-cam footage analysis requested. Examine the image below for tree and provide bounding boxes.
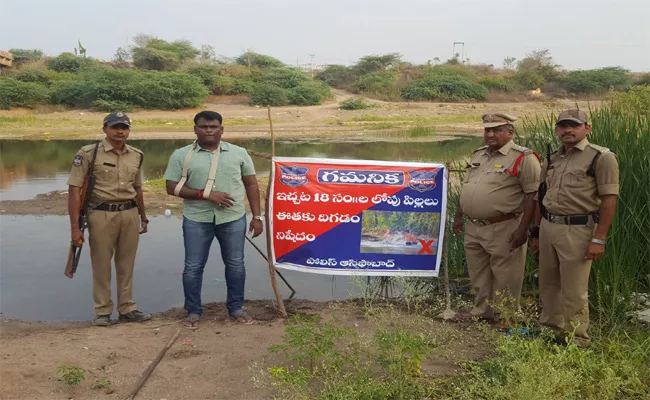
[503,57,517,70]
[236,51,284,69]
[199,45,216,62]
[8,48,44,65]
[113,47,130,63]
[132,38,200,71]
[353,53,402,75]
[517,49,560,83]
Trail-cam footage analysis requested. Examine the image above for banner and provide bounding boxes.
[269,157,448,276]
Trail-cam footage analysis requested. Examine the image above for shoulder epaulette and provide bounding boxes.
[473,145,489,153]
[126,144,143,154]
[586,143,611,154]
[512,144,533,155]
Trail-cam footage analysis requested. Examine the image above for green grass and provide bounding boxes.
[518,95,650,323]
[0,115,267,136]
[57,364,85,385]
[351,114,478,124]
[405,126,436,137]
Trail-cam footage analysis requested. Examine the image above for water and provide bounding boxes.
[0,136,481,321]
[0,137,480,200]
[0,215,358,321]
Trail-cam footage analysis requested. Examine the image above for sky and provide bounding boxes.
[2,0,649,71]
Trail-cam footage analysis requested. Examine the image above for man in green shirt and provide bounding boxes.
[164,110,263,329]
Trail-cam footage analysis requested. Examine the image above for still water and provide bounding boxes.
[0,136,481,321]
[0,137,480,200]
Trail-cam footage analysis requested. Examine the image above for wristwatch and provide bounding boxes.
[253,215,263,221]
[528,226,539,238]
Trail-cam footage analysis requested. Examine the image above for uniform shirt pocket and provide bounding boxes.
[563,170,589,188]
[488,168,511,183]
[125,165,139,183]
[95,164,117,182]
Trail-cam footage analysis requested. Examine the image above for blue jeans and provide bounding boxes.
[182,215,247,316]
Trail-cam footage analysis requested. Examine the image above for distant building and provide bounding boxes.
[0,50,14,68]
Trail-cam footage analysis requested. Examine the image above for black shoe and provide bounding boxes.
[119,310,152,323]
[93,315,111,326]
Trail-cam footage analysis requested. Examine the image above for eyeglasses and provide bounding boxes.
[195,125,221,130]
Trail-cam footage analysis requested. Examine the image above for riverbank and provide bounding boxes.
[0,299,492,400]
[0,94,599,140]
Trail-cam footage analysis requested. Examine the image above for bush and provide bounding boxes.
[257,67,310,89]
[479,76,521,92]
[316,65,355,88]
[132,39,200,71]
[236,51,284,69]
[340,97,374,110]
[401,75,488,101]
[248,83,289,106]
[13,67,74,87]
[287,81,331,106]
[185,64,238,95]
[0,78,49,109]
[515,69,545,90]
[353,71,399,97]
[91,99,134,112]
[563,67,630,94]
[47,53,96,73]
[50,68,208,109]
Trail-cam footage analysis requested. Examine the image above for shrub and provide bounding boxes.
[479,76,521,92]
[515,69,545,90]
[13,67,75,87]
[353,71,399,97]
[57,365,85,385]
[50,68,208,109]
[401,75,488,101]
[316,65,355,88]
[340,97,374,110]
[132,39,199,71]
[562,67,630,94]
[47,53,96,73]
[248,83,289,106]
[236,51,284,69]
[0,78,49,109]
[215,63,256,78]
[287,81,331,106]
[8,48,44,65]
[91,99,134,112]
[185,64,237,95]
[257,67,310,89]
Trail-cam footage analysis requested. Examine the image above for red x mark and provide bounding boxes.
[418,239,434,254]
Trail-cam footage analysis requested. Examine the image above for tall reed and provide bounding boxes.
[519,91,650,322]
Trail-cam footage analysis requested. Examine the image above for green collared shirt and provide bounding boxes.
[163,141,256,224]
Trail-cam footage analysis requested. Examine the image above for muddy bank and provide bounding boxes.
[0,299,491,400]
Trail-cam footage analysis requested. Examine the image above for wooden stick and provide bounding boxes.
[265,105,288,318]
[123,327,182,400]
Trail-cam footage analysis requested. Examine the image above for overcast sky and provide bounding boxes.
[2,0,649,71]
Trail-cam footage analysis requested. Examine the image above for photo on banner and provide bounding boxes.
[269,157,448,276]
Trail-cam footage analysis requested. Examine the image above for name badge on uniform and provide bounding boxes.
[72,155,83,167]
[494,164,504,169]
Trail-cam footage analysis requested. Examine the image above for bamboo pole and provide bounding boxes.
[265,105,288,317]
[437,165,457,320]
[123,328,182,400]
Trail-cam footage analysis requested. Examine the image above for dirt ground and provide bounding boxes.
[0,91,599,140]
[0,300,491,400]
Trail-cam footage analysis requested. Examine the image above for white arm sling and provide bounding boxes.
[173,140,221,198]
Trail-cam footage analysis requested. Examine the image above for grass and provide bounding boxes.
[518,95,650,323]
[57,364,85,385]
[0,115,267,137]
[351,113,478,124]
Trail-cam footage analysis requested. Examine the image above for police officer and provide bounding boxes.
[453,113,541,325]
[67,112,151,326]
[531,109,619,347]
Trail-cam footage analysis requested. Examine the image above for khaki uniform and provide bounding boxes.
[67,138,144,316]
[538,138,618,345]
[460,140,541,319]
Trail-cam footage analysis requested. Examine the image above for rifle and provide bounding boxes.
[65,141,100,279]
[537,143,552,217]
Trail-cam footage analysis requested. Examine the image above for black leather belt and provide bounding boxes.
[542,210,599,225]
[94,200,137,212]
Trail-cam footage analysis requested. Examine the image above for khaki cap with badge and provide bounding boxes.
[482,113,517,128]
[556,109,588,125]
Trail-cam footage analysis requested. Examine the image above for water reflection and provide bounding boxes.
[0,137,480,200]
[0,215,359,321]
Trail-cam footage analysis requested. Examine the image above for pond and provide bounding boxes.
[0,136,481,321]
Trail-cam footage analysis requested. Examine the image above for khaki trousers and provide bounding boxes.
[539,218,594,346]
[464,217,526,320]
[88,207,140,316]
